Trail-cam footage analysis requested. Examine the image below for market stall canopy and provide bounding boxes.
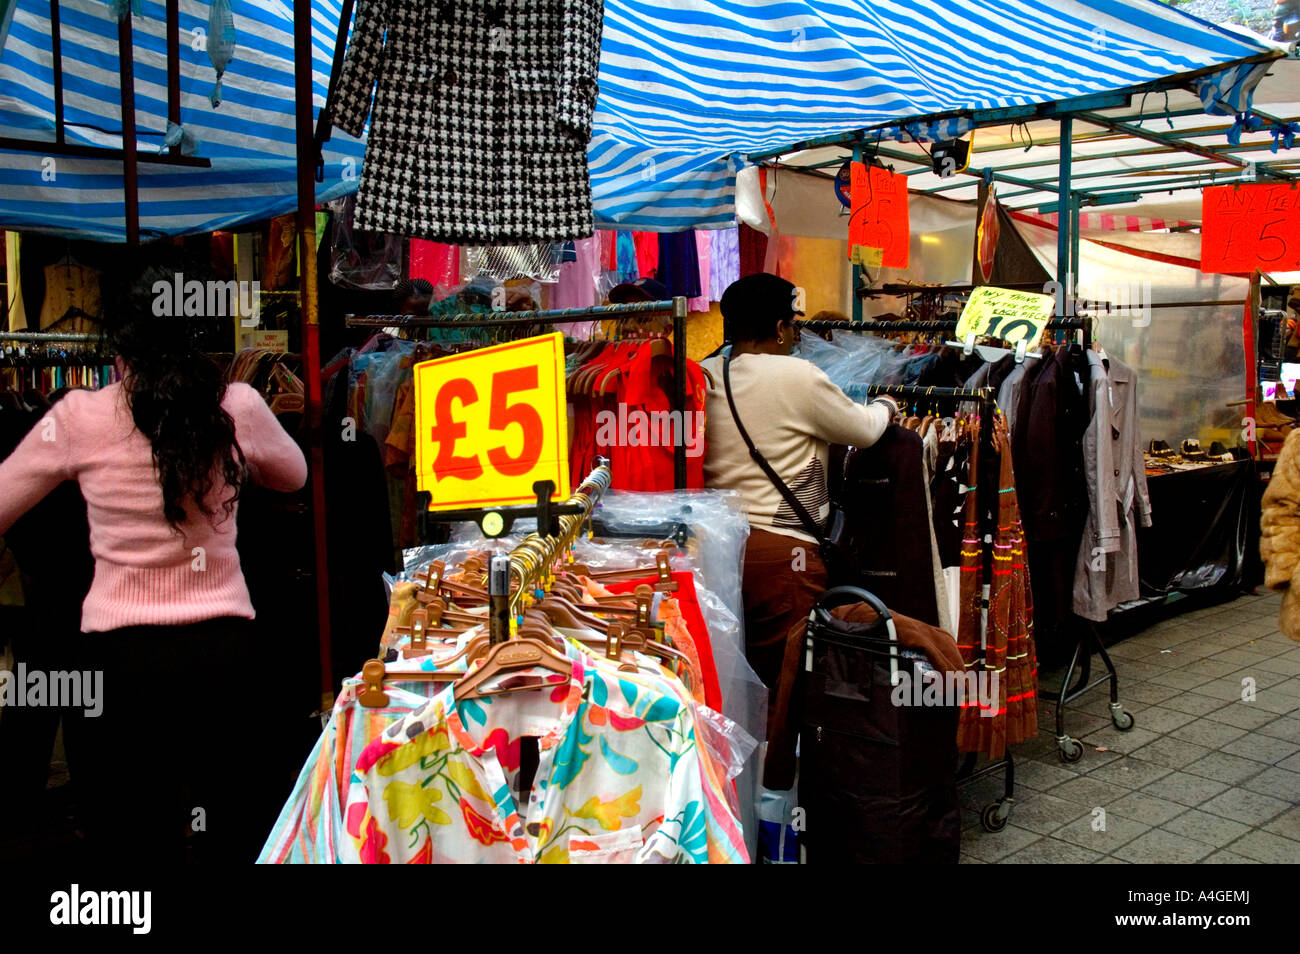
[0,0,1287,240]
[754,57,1298,234]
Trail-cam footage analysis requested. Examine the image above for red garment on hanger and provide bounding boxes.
[605,572,721,712]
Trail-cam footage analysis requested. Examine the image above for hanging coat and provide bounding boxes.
[1073,353,1152,621]
[331,0,603,244]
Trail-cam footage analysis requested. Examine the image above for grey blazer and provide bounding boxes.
[332,0,603,244]
[1073,352,1153,621]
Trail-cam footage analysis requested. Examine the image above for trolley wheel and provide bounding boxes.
[1111,708,1135,732]
[1058,738,1084,763]
[981,800,1011,833]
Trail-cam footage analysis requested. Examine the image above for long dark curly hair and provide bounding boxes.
[107,257,246,532]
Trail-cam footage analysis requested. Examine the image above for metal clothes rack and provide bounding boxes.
[814,311,1133,765]
[858,380,1015,831]
[345,297,693,489]
[0,331,105,343]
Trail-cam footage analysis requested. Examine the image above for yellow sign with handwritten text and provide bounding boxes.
[413,332,570,511]
[955,286,1056,350]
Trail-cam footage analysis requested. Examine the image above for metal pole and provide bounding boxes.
[295,0,333,708]
[313,0,356,178]
[851,142,864,322]
[117,12,139,246]
[50,0,64,144]
[1056,117,1071,299]
[673,295,688,489]
[165,0,181,154]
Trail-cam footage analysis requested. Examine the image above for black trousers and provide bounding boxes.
[74,617,285,865]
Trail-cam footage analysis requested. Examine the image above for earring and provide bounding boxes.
[777,332,786,345]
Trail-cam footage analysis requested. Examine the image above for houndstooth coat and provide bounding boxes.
[332,0,603,244]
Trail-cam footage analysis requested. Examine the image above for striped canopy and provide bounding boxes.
[0,0,1278,240]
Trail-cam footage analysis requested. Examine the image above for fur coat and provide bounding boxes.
[1260,428,1300,642]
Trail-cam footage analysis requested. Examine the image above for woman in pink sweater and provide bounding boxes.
[0,264,307,863]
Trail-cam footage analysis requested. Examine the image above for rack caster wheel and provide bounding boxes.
[981,799,1012,832]
[1110,706,1135,731]
[1058,737,1084,763]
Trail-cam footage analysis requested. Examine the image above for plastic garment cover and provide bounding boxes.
[109,0,142,21]
[795,332,912,399]
[362,340,417,446]
[463,244,563,283]
[328,196,400,290]
[588,490,751,623]
[162,122,201,157]
[206,0,236,107]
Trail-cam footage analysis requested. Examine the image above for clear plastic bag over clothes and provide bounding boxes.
[363,340,416,446]
[586,489,751,623]
[328,195,400,290]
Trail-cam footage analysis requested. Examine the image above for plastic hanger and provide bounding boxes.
[453,636,571,702]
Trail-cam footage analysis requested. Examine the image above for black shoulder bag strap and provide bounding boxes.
[722,353,829,548]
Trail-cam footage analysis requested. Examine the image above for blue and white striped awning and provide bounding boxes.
[0,0,1278,239]
[0,0,365,241]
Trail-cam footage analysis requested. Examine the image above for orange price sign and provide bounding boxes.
[847,162,910,268]
[1201,183,1300,274]
[413,332,570,511]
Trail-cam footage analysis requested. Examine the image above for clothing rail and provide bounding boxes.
[858,281,1052,298]
[346,298,691,488]
[344,298,683,328]
[796,318,1088,333]
[863,384,993,400]
[0,331,105,343]
[505,461,613,618]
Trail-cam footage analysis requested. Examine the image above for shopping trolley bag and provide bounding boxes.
[800,586,960,864]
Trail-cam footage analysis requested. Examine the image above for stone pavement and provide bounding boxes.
[960,590,1300,864]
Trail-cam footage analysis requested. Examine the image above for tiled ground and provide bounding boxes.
[959,590,1300,864]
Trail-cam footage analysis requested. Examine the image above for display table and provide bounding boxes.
[1133,457,1262,604]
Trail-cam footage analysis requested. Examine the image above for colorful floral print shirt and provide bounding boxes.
[340,653,736,863]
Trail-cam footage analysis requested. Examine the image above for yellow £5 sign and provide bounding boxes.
[955,286,1056,350]
[413,332,570,511]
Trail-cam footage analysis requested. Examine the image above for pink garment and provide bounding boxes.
[551,235,602,310]
[0,383,308,632]
[408,239,459,287]
[689,229,712,313]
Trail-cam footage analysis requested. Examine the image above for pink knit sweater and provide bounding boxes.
[0,382,308,632]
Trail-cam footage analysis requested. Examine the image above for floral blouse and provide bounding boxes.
[339,653,742,863]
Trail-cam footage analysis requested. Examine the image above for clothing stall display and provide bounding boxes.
[331,0,604,244]
[260,465,753,864]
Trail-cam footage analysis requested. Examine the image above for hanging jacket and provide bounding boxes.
[332,0,603,244]
[1073,353,1152,621]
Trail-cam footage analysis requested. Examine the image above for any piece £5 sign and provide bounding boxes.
[413,332,570,510]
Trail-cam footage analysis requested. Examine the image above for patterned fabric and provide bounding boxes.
[956,416,1038,759]
[332,0,603,243]
[341,653,741,863]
